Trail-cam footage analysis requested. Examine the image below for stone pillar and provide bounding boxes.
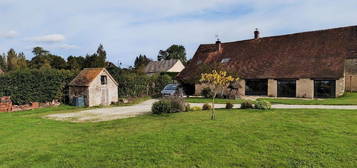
[238,79,245,96]
[336,77,345,97]
[268,79,277,97]
[296,78,314,98]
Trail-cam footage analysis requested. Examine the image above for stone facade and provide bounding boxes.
[268,79,277,97]
[336,77,345,97]
[345,75,357,92]
[296,79,314,98]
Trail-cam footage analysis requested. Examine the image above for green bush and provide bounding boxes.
[201,87,213,98]
[166,96,186,113]
[184,103,191,112]
[152,100,171,114]
[202,103,212,110]
[254,100,272,110]
[190,106,202,111]
[241,100,255,109]
[226,102,234,109]
[0,69,75,105]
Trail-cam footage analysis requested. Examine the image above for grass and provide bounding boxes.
[0,106,356,167]
[185,97,244,104]
[186,93,357,105]
[259,92,357,105]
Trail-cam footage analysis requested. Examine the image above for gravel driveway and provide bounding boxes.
[46,99,158,122]
[46,99,357,123]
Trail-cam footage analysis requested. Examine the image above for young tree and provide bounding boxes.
[134,54,151,70]
[157,44,187,64]
[200,70,238,120]
[7,48,18,71]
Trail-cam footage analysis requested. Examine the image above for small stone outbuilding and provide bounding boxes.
[69,68,118,107]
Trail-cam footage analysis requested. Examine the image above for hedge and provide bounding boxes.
[0,69,75,105]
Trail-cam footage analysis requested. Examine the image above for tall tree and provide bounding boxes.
[134,54,151,70]
[84,44,107,68]
[0,53,7,71]
[16,52,28,70]
[157,44,187,64]
[7,48,18,71]
[67,56,85,70]
[32,47,49,57]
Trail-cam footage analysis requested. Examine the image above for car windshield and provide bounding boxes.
[164,84,178,90]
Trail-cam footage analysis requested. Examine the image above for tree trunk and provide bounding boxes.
[211,92,216,120]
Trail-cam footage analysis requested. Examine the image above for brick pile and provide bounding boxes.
[0,96,12,112]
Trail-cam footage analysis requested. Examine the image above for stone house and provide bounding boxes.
[144,59,185,75]
[177,25,357,98]
[69,68,118,107]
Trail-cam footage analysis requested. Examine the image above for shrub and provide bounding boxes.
[166,96,186,113]
[254,100,272,110]
[185,103,191,112]
[0,69,75,105]
[240,100,255,109]
[152,100,171,114]
[226,102,234,109]
[201,87,213,98]
[202,103,212,110]
[190,106,202,111]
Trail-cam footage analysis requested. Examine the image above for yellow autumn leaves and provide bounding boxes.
[200,70,238,87]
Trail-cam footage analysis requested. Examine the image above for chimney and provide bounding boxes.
[216,39,222,51]
[254,28,260,39]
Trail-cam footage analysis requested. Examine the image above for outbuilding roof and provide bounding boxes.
[178,25,357,83]
[144,59,182,73]
[69,68,118,86]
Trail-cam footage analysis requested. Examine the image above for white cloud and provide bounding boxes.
[0,30,18,38]
[57,44,79,49]
[30,34,65,43]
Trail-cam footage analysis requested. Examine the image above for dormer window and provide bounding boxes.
[197,60,203,65]
[101,76,107,85]
[221,58,230,63]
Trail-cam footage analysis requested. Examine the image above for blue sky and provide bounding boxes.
[1,0,357,67]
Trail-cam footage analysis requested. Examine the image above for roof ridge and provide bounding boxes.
[200,25,357,45]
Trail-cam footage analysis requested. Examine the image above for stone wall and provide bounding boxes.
[268,79,277,97]
[296,79,314,98]
[87,70,118,107]
[336,77,345,97]
[345,75,357,92]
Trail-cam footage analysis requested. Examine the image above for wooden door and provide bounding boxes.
[101,88,109,105]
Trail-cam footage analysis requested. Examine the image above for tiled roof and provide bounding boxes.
[144,59,180,73]
[178,25,357,83]
[69,68,105,86]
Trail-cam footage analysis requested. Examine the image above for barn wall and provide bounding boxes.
[267,79,277,97]
[88,70,118,107]
[296,79,314,98]
[345,75,357,92]
[336,77,345,97]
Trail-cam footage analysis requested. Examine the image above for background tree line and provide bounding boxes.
[0,43,189,104]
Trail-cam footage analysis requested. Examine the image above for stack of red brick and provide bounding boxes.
[0,96,12,112]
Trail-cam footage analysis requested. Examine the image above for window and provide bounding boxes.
[245,79,268,96]
[277,80,296,97]
[101,76,107,85]
[197,60,203,65]
[221,58,230,63]
[314,80,336,98]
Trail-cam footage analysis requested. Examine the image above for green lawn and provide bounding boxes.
[186,93,357,105]
[0,106,356,167]
[259,92,357,105]
[185,97,244,104]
